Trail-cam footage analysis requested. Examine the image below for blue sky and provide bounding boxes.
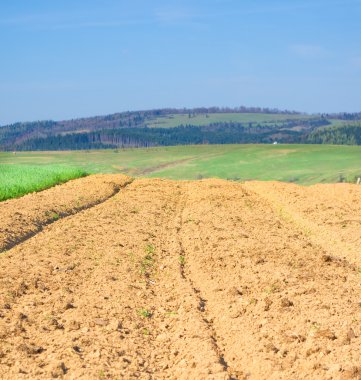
[0,0,360,124]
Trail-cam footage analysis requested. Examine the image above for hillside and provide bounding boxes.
[1,175,361,378]
[307,123,361,145]
[2,107,361,151]
[1,108,361,151]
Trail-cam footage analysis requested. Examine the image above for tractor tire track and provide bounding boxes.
[173,189,239,380]
[171,191,234,379]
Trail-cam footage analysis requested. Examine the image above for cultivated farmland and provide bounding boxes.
[0,174,361,379]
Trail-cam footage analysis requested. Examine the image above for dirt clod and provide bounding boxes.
[51,362,68,378]
[281,298,294,307]
[265,343,279,353]
[18,344,45,355]
[314,329,337,340]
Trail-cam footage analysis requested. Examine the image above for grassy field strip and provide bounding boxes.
[136,148,232,175]
[1,144,360,185]
[147,113,313,128]
[145,145,361,184]
[0,164,87,201]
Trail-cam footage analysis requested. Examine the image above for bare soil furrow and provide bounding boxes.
[174,191,238,380]
[245,181,361,268]
[168,191,231,379]
[0,174,133,253]
[179,180,361,379]
[0,179,227,379]
[0,177,360,379]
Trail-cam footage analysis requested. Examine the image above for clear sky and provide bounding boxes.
[0,0,360,124]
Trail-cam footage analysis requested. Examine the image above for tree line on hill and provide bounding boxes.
[306,124,361,145]
[322,112,361,121]
[1,108,361,150]
[12,119,331,151]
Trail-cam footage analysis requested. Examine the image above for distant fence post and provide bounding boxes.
[357,177,361,185]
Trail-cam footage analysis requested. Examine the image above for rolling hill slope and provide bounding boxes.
[1,108,360,150]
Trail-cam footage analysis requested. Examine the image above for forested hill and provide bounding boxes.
[307,124,361,145]
[0,107,360,151]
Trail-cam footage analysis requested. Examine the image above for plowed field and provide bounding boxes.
[0,175,361,379]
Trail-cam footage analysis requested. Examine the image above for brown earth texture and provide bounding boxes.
[0,174,361,380]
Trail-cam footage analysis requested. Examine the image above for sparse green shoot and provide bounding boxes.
[137,308,152,318]
[179,255,186,266]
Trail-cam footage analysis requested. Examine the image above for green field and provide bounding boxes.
[147,113,313,128]
[1,144,360,186]
[0,164,87,201]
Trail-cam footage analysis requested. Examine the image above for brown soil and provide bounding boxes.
[0,175,132,252]
[0,176,361,379]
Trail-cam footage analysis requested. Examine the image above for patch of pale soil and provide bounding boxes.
[0,174,132,252]
[245,181,361,267]
[181,180,361,379]
[0,179,227,379]
[0,177,360,379]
